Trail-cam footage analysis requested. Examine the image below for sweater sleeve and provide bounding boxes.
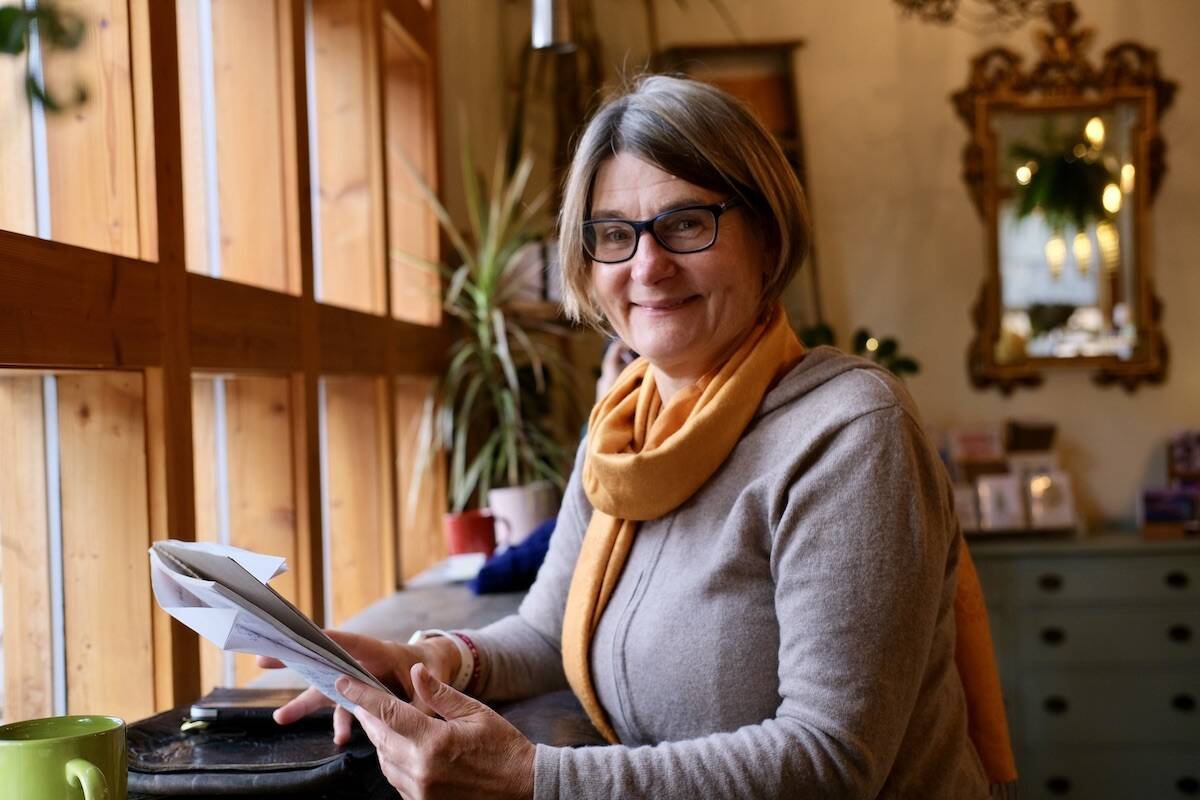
[462,439,592,702]
[533,405,962,799]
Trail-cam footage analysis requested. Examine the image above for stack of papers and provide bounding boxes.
[149,540,396,711]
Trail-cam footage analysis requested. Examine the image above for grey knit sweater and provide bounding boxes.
[466,347,992,799]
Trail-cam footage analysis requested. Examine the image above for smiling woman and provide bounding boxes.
[585,154,765,401]
[269,74,1017,800]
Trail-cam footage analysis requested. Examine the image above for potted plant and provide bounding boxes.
[399,141,578,557]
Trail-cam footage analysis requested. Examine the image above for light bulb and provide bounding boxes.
[1015,165,1032,185]
[1096,220,1120,274]
[1084,116,1105,148]
[1073,232,1093,277]
[1120,163,1135,194]
[1045,235,1066,280]
[1102,183,1122,214]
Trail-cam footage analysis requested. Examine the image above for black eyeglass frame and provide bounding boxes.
[581,197,741,264]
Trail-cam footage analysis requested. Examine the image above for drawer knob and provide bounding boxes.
[1172,693,1196,713]
[1046,775,1072,795]
[1044,695,1070,715]
[1041,626,1067,645]
[1038,573,1064,592]
[1168,624,1193,643]
[1178,776,1199,795]
[1165,570,1191,590]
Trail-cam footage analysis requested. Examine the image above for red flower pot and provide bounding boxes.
[443,509,496,558]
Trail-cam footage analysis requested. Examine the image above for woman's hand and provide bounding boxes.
[341,663,535,800]
[256,630,460,745]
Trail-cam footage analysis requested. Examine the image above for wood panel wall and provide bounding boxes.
[0,0,444,722]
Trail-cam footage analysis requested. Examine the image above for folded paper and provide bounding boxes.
[149,540,395,711]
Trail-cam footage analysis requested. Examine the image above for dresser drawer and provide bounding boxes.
[1017,746,1200,799]
[1019,668,1200,745]
[984,556,1199,605]
[1017,607,1200,666]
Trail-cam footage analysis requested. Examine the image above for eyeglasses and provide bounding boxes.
[581,198,740,264]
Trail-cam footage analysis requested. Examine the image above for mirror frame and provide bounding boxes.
[951,1,1177,393]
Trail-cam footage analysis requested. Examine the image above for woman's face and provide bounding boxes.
[588,153,766,384]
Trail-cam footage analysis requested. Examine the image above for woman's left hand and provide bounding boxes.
[338,663,535,800]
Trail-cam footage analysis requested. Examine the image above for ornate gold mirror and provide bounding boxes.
[952,1,1177,392]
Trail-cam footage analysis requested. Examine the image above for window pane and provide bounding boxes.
[383,17,440,326]
[192,374,301,690]
[321,376,394,625]
[395,376,444,582]
[0,0,156,259]
[0,48,36,238]
[0,376,53,724]
[0,372,157,724]
[310,0,386,314]
[57,372,157,718]
[177,0,301,292]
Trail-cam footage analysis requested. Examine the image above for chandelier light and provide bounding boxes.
[895,0,1047,30]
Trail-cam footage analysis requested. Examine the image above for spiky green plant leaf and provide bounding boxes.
[400,136,582,512]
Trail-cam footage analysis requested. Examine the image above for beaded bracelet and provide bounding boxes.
[449,631,482,696]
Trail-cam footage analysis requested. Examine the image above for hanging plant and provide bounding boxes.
[1008,125,1115,234]
[0,2,87,111]
[799,323,921,379]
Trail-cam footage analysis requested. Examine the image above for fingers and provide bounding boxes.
[409,662,487,721]
[349,702,394,750]
[336,677,429,737]
[333,705,353,746]
[346,697,420,800]
[256,655,286,669]
[272,685,333,726]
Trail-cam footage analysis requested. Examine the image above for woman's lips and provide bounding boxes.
[632,296,698,314]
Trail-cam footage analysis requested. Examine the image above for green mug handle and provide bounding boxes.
[66,758,109,800]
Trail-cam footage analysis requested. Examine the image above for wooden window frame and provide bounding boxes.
[0,0,445,711]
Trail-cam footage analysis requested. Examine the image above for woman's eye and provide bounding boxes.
[604,227,631,243]
[665,214,704,234]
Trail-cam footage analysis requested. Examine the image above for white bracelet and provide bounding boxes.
[406,628,474,692]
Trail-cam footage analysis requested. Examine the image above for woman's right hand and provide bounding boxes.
[256,629,461,745]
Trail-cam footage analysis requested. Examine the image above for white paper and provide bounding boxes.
[149,541,396,711]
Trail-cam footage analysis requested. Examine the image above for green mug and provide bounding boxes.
[0,715,127,800]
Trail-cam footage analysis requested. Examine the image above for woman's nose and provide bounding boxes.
[629,231,677,285]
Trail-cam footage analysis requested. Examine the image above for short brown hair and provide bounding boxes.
[557,74,811,329]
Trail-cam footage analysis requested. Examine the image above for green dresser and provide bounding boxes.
[973,535,1200,800]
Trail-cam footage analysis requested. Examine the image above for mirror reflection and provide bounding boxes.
[993,104,1140,364]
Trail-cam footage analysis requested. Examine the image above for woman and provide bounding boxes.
[265,75,1016,799]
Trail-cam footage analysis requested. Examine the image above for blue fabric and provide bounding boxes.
[469,518,556,595]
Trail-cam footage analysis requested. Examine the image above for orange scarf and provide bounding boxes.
[560,305,1017,784]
